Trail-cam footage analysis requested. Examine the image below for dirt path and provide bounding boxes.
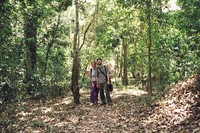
[1,74,200,133]
[0,88,151,132]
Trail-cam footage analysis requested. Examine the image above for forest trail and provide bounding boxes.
[0,74,200,132]
[0,88,151,132]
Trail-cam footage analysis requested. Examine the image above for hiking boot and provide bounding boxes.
[108,102,113,106]
[101,102,106,105]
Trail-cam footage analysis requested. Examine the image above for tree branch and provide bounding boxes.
[79,13,96,51]
[44,13,61,73]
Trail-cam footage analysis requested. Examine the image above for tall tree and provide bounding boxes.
[122,38,128,85]
[146,0,152,94]
[22,0,39,96]
[71,0,80,104]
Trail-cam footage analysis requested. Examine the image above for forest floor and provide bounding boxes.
[0,74,200,133]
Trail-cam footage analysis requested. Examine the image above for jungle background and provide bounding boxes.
[0,0,200,132]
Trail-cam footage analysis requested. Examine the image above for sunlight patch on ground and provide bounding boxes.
[61,97,73,105]
[17,111,33,121]
[29,130,40,133]
[114,88,147,97]
[41,107,52,114]
[41,116,55,123]
[32,106,39,111]
[52,97,72,107]
[17,111,32,117]
[80,89,90,93]
[69,115,80,125]
[55,121,69,127]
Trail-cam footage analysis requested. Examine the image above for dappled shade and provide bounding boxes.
[0,74,199,132]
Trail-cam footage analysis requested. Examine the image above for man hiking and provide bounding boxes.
[96,58,112,105]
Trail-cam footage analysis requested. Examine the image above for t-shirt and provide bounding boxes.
[90,68,97,81]
[96,65,109,84]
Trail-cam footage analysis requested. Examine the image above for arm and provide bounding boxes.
[96,68,99,86]
[89,69,93,85]
[106,65,110,84]
[89,69,91,82]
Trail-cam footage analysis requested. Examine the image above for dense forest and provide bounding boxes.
[0,0,200,132]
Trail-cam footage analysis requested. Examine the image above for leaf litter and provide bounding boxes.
[0,74,199,132]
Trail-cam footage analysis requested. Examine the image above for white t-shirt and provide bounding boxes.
[91,68,97,81]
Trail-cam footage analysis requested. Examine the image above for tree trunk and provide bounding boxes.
[71,0,80,104]
[0,0,6,66]
[158,0,163,89]
[119,59,123,78]
[146,0,152,94]
[133,34,139,78]
[122,38,128,85]
[116,52,119,77]
[118,41,123,78]
[95,0,99,26]
[23,0,38,96]
[25,1,37,71]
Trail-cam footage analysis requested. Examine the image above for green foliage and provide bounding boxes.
[0,0,73,102]
[177,0,200,34]
[116,0,139,7]
[0,0,200,102]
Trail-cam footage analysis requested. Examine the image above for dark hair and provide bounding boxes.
[97,58,102,61]
[91,61,96,65]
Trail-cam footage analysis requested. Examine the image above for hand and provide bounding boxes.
[92,82,94,88]
[107,80,110,85]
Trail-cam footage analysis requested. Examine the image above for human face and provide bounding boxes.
[91,62,96,68]
[97,59,102,66]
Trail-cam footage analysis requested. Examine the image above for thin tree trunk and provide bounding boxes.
[119,60,123,78]
[146,0,152,94]
[119,44,123,78]
[116,52,119,77]
[123,38,128,85]
[71,0,80,104]
[79,12,95,51]
[133,33,139,78]
[158,0,162,88]
[95,0,99,27]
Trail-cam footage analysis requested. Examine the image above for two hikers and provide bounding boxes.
[89,58,112,105]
